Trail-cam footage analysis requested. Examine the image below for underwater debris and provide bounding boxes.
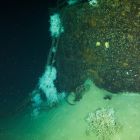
[66,83,90,105]
[66,92,76,105]
[103,94,112,100]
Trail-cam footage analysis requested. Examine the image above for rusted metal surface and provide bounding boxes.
[55,0,140,93]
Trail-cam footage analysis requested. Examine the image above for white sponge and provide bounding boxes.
[39,66,59,106]
[49,13,64,37]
